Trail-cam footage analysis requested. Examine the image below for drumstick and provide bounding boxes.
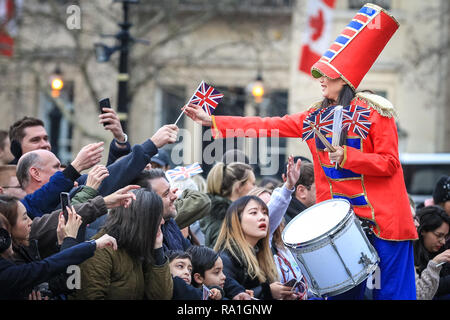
[436,262,447,267]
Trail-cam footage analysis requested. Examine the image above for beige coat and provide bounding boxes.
[415,260,442,300]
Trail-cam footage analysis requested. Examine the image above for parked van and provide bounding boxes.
[400,153,450,206]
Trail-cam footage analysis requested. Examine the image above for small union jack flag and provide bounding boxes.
[166,162,203,182]
[188,81,224,116]
[302,106,335,141]
[342,105,371,139]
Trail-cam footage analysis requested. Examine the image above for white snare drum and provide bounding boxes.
[282,199,379,297]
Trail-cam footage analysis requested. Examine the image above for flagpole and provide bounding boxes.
[173,81,204,126]
[174,109,185,126]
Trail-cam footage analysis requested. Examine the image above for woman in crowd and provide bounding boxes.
[200,161,255,248]
[70,188,173,300]
[414,205,450,300]
[214,195,296,300]
[0,211,116,300]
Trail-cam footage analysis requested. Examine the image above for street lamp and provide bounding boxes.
[94,0,146,132]
[246,73,265,105]
[50,66,64,98]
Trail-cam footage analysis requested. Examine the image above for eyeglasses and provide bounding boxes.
[432,231,450,242]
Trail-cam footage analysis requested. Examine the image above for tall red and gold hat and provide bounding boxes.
[311,3,399,90]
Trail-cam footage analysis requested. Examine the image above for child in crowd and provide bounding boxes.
[169,248,223,300]
[168,250,193,285]
[187,245,225,299]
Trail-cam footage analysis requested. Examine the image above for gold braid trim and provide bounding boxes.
[355,92,399,120]
[307,100,323,112]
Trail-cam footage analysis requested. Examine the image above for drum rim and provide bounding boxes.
[282,199,353,248]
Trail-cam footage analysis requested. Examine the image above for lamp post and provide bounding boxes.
[50,66,64,98]
[94,0,144,133]
[246,72,266,116]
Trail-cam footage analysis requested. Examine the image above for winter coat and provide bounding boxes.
[199,194,231,248]
[0,239,96,300]
[70,231,173,300]
[29,196,108,259]
[219,249,273,300]
[174,189,211,230]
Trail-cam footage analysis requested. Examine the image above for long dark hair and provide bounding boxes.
[102,188,163,264]
[320,84,355,146]
[321,84,356,109]
[413,205,450,275]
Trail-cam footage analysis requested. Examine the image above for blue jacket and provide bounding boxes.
[0,240,96,300]
[162,218,192,252]
[21,165,80,219]
[76,139,158,197]
[22,139,157,219]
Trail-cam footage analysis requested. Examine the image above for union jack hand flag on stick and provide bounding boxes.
[174,80,224,125]
[342,105,371,139]
[302,106,335,141]
[166,162,203,182]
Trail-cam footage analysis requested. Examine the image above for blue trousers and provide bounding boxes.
[329,235,416,300]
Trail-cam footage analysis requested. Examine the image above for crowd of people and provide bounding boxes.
[0,112,448,300]
[0,3,449,301]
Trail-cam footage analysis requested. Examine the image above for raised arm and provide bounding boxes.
[183,102,306,139]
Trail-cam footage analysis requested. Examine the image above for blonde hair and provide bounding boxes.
[206,162,253,198]
[191,174,207,193]
[214,195,279,283]
[247,186,272,198]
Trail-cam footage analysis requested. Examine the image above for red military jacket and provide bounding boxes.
[211,92,418,241]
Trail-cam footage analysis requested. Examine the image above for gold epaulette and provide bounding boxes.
[355,92,398,120]
[307,100,323,112]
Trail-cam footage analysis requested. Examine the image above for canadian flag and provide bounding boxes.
[298,0,336,75]
[0,0,20,57]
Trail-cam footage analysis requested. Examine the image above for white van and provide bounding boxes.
[400,153,450,205]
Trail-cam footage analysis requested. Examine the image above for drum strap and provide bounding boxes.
[276,252,298,283]
[276,252,309,300]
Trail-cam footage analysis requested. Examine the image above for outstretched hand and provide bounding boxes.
[71,142,105,172]
[99,107,126,144]
[182,103,213,127]
[151,125,179,148]
[103,185,140,209]
[95,234,118,250]
[285,155,301,190]
[56,206,83,245]
[86,165,109,190]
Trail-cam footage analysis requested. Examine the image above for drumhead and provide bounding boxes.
[283,199,351,245]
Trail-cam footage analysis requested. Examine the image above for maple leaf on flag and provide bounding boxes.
[189,81,224,116]
[342,105,371,139]
[309,8,324,41]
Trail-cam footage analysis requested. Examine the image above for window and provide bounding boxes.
[201,86,246,176]
[40,81,74,165]
[255,90,288,180]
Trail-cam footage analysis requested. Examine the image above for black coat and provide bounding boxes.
[219,249,273,300]
[0,240,95,300]
[284,197,308,225]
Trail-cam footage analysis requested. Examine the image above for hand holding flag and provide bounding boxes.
[174,81,224,126]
